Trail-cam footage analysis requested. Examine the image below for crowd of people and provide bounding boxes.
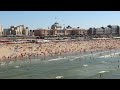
[0,39,120,62]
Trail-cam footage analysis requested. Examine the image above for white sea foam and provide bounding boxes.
[99,51,120,58]
[98,71,109,73]
[79,51,109,57]
[69,56,81,61]
[83,64,88,67]
[47,57,66,62]
[101,61,108,64]
[47,51,107,62]
[14,65,20,68]
[56,76,64,79]
[0,62,5,66]
[99,55,111,58]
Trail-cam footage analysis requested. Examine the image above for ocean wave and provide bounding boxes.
[47,57,67,62]
[98,70,109,73]
[83,64,88,67]
[55,76,64,79]
[99,52,120,58]
[14,65,20,68]
[0,62,6,66]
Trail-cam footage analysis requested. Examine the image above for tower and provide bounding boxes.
[0,25,3,36]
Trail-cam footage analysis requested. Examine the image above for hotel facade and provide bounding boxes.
[34,22,88,38]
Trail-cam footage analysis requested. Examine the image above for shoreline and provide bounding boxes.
[0,48,119,68]
[0,39,120,63]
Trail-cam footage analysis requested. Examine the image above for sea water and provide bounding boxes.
[0,49,120,79]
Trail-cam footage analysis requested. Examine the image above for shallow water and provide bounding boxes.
[0,50,120,79]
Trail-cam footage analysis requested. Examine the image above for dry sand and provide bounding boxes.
[0,39,120,61]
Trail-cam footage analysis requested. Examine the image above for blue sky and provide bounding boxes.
[0,11,120,30]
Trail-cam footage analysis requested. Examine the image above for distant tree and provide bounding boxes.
[66,25,70,28]
[101,27,105,29]
[107,25,112,28]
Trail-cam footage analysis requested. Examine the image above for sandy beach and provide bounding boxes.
[0,39,120,61]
